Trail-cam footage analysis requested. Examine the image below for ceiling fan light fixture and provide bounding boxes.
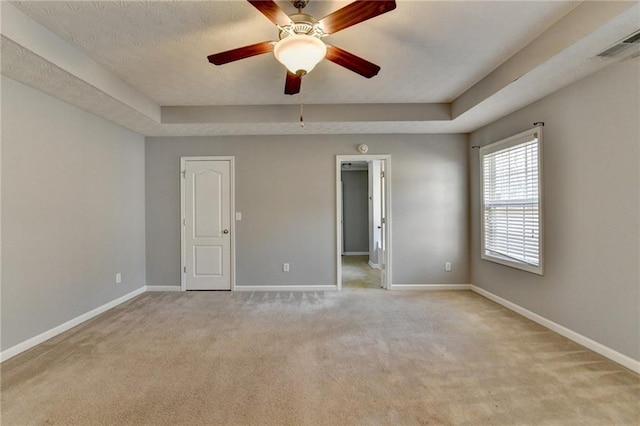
[274,34,327,75]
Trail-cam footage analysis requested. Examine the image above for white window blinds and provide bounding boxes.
[480,128,543,275]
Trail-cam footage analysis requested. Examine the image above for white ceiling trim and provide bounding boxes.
[161,103,451,124]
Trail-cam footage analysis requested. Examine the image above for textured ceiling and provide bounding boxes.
[11,0,578,106]
[4,1,637,137]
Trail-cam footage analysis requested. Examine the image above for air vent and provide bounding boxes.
[623,31,640,44]
[597,29,640,57]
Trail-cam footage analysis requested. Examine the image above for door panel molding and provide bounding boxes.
[181,156,236,291]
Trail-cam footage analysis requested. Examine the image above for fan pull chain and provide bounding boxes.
[300,85,305,128]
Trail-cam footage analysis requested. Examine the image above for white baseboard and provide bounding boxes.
[146,285,338,292]
[368,260,381,270]
[0,286,145,363]
[391,284,471,291]
[146,285,181,292]
[343,252,368,256]
[234,285,338,292]
[470,285,640,374]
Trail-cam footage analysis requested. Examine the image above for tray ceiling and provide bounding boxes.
[2,1,638,136]
[11,0,577,106]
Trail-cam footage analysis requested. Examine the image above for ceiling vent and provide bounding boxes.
[597,29,640,58]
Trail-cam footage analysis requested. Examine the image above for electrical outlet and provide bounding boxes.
[445,262,451,272]
[115,273,122,283]
[283,263,290,272]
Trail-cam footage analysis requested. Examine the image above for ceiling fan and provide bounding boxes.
[207,0,396,95]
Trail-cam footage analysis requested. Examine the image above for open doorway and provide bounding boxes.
[336,155,391,290]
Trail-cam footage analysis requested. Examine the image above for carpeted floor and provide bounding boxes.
[1,290,639,425]
[342,255,381,289]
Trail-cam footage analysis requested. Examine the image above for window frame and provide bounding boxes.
[479,127,544,275]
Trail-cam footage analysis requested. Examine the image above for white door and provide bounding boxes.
[183,160,231,290]
[379,165,387,289]
[369,160,383,266]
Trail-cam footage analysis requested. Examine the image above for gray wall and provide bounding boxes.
[342,170,369,253]
[146,135,469,287]
[470,59,639,361]
[1,76,146,351]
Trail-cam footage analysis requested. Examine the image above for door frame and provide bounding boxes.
[180,156,236,291]
[336,155,392,290]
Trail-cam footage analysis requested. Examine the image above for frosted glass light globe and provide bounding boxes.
[274,34,327,75]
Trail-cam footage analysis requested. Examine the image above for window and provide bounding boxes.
[480,127,543,275]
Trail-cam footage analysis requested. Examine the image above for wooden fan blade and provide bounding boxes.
[248,0,293,26]
[208,41,275,65]
[325,45,380,78]
[285,71,302,95]
[318,0,396,34]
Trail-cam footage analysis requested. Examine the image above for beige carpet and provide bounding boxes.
[2,290,639,425]
[342,255,382,289]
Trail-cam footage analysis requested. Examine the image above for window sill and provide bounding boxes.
[481,252,544,275]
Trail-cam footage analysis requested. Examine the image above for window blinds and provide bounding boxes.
[482,136,540,267]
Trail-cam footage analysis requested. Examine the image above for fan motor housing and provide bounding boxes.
[278,13,326,40]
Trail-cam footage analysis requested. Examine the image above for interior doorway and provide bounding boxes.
[336,155,391,290]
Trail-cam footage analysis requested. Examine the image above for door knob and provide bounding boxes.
[223,229,229,234]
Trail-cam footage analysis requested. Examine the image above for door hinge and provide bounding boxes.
[181,170,186,178]
[183,266,186,273]
[183,218,186,226]
[380,171,385,178]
